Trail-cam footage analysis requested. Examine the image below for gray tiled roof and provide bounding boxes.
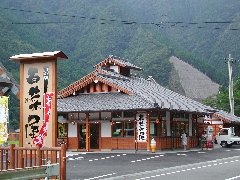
[0,62,20,89]
[57,67,215,114]
[0,62,20,95]
[57,92,153,112]
[0,76,11,85]
[214,110,240,123]
[94,71,215,113]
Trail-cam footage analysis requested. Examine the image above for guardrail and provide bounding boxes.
[0,143,66,179]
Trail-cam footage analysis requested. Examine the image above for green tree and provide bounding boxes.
[203,75,240,117]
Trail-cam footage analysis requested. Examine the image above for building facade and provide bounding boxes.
[57,55,216,151]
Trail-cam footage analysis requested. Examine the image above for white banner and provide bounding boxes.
[136,113,147,142]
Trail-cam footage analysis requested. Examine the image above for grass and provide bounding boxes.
[7,141,19,146]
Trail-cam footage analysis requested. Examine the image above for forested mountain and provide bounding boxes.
[1,0,234,88]
[117,0,240,77]
[1,0,240,128]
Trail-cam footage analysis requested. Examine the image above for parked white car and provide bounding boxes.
[215,127,240,147]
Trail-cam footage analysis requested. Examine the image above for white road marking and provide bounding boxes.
[225,175,240,180]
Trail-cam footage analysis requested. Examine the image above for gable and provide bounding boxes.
[93,55,142,71]
[57,73,134,98]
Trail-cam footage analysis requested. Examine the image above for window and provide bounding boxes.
[112,122,122,137]
[124,121,134,137]
[58,114,67,120]
[220,129,228,135]
[112,121,134,137]
[173,121,189,137]
[162,121,167,137]
[192,120,197,136]
[68,113,78,120]
[113,111,134,118]
[150,111,158,117]
[150,120,159,137]
[124,111,134,118]
[58,123,68,137]
[112,112,122,118]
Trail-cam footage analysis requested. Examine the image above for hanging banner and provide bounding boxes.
[58,124,65,137]
[0,96,9,145]
[33,92,54,147]
[136,113,147,142]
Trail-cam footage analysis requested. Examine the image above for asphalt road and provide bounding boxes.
[65,145,240,180]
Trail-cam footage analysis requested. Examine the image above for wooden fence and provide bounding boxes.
[0,143,66,179]
[8,133,19,141]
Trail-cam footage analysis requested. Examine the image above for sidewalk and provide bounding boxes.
[66,145,221,155]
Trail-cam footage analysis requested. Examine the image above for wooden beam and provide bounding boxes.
[86,113,89,152]
[147,112,150,151]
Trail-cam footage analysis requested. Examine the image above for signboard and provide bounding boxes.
[9,51,68,147]
[0,96,8,145]
[136,113,147,142]
[23,63,53,146]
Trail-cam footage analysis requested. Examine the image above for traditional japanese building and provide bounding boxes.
[57,55,216,151]
[203,110,240,137]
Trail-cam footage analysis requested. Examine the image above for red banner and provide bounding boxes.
[33,92,54,147]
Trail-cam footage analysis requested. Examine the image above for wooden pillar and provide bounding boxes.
[102,84,108,92]
[84,86,88,93]
[96,83,101,92]
[60,143,66,180]
[158,111,162,149]
[147,112,150,151]
[52,59,58,147]
[9,144,15,169]
[19,63,24,147]
[37,146,42,166]
[90,83,94,93]
[86,113,90,152]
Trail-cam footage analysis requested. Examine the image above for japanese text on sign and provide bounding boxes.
[24,65,49,141]
[136,113,147,142]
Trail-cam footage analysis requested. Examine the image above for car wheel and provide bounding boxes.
[221,141,228,147]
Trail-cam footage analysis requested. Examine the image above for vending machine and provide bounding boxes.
[207,126,214,148]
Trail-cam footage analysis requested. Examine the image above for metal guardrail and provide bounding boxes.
[0,163,59,180]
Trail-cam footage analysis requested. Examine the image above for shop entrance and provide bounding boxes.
[90,124,99,150]
[78,123,100,150]
[78,124,86,149]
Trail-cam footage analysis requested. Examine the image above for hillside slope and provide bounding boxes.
[170,56,219,102]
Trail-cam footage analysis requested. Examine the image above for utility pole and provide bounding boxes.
[226,54,234,115]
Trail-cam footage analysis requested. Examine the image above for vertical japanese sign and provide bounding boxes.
[0,96,8,145]
[23,62,53,147]
[58,124,65,137]
[136,113,147,142]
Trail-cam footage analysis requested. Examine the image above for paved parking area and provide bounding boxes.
[65,145,240,180]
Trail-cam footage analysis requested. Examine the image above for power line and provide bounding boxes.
[0,6,240,30]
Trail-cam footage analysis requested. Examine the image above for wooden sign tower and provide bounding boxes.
[10,51,68,147]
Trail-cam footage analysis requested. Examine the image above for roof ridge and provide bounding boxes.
[95,72,130,81]
[93,55,142,71]
[58,69,110,96]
